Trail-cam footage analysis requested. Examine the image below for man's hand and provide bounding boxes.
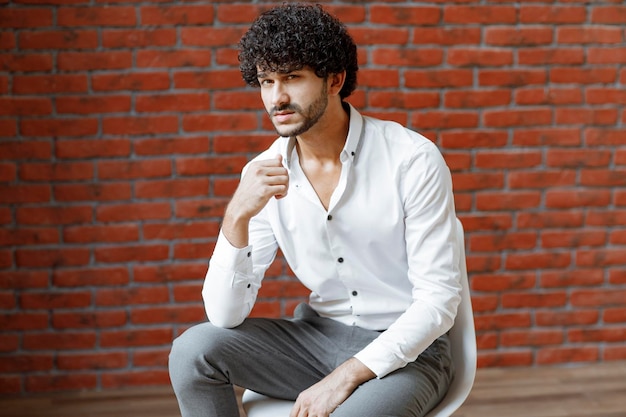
[290,358,375,417]
[222,155,288,248]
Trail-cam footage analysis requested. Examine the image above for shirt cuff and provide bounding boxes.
[210,230,253,274]
[353,341,406,379]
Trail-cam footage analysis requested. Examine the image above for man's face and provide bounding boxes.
[257,66,328,137]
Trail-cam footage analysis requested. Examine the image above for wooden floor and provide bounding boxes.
[2,361,625,417]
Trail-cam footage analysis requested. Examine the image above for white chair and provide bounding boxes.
[243,218,476,417]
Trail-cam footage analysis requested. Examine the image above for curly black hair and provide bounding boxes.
[238,3,358,99]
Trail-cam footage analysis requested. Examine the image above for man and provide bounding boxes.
[169,4,461,417]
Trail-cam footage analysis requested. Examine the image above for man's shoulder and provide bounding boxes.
[362,115,436,152]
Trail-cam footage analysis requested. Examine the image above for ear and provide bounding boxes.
[327,71,346,97]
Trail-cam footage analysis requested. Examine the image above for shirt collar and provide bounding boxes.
[281,103,364,169]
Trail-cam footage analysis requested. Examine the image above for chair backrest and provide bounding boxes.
[243,218,476,417]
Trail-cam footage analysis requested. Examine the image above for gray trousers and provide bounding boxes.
[168,303,454,417]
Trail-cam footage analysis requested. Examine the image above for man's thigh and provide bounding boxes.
[332,335,454,417]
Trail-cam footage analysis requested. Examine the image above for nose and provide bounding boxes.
[270,83,289,108]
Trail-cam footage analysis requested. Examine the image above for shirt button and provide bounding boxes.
[351,290,358,296]
[247,252,251,257]
[327,214,333,221]
[337,257,344,263]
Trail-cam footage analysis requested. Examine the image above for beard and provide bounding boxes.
[270,83,328,138]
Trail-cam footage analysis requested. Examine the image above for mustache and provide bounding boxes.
[271,104,302,115]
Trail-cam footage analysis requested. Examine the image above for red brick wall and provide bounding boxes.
[1,0,625,395]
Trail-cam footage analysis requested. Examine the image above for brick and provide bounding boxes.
[478,351,534,368]
[557,26,623,44]
[12,74,88,94]
[98,159,171,180]
[102,116,178,135]
[0,313,48,331]
[556,108,618,125]
[15,248,90,268]
[0,353,53,372]
[183,113,257,132]
[518,48,585,66]
[52,267,129,287]
[102,29,176,48]
[551,67,617,84]
[25,374,97,393]
[96,202,171,222]
[479,69,546,87]
[92,72,170,91]
[0,97,52,116]
[100,328,172,348]
[22,331,95,350]
[586,87,626,105]
[483,108,552,127]
[569,327,626,344]
[173,70,243,90]
[140,5,214,25]
[466,254,502,273]
[447,49,513,67]
[474,312,532,331]
[0,227,58,246]
[591,6,626,24]
[546,189,611,209]
[19,161,94,182]
[96,286,169,306]
[0,8,52,28]
[604,307,626,323]
[485,27,553,46]
[536,310,599,327]
[357,69,399,89]
[348,27,409,45]
[547,149,611,168]
[133,348,169,367]
[520,6,586,24]
[457,214,512,232]
[471,232,537,252]
[0,271,49,289]
[54,182,132,202]
[412,111,478,129]
[451,172,504,191]
[581,169,626,187]
[369,5,440,25]
[509,170,576,189]
[368,91,440,109]
[212,91,264,111]
[53,310,126,329]
[475,151,542,169]
[131,305,205,325]
[19,30,98,50]
[133,263,207,283]
[518,211,584,229]
[443,6,516,24]
[16,206,92,225]
[541,269,604,288]
[0,163,15,181]
[443,153,471,171]
[577,249,626,268]
[57,352,127,370]
[412,27,481,45]
[135,93,210,113]
[182,28,247,47]
[134,137,209,155]
[405,69,473,88]
[444,90,511,108]
[0,184,51,204]
[101,370,170,388]
[440,131,508,149]
[537,347,598,365]
[585,128,626,145]
[135,178,209,199]
[502,291,567,308]
[215,4,271,24]
[20,118,98,137]
[0,53,52,72]
[57,6,136,27]
[0,32,15,49]
[501,330,564,347]
[514,128,582,147]
[136,50,211,68]
[372,48,443,67]
[175,198,229,219]
[471,272,536,292]
[505,252,571,271]
[515,87,583,105]
[0,120,17,137]
[56,95,131,114]
[56,138,131,159]
[142,221,219,240]
[64,224,139,243]
[20,291,91,309]
[57,51,132,71]
[590,47,626,64]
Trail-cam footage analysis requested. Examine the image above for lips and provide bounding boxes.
[273,111,295,123]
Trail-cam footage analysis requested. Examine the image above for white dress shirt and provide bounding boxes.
[203,104,462,378]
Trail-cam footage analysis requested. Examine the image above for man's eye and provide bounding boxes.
[260,79,273,86]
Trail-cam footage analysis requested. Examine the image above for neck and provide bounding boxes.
[295,100,350,163]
